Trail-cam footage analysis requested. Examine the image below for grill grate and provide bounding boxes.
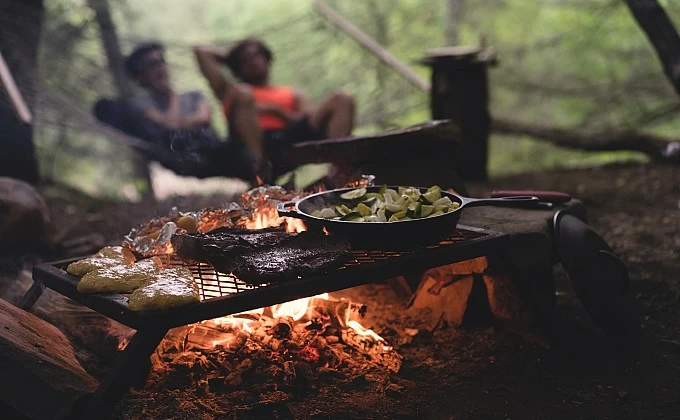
[159,227,487,302]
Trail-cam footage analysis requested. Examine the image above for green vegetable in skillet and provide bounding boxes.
[310,185,461,222]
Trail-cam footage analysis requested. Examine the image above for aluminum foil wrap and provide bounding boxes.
[124,204,243,255]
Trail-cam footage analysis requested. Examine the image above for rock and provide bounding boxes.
[407,258,487,328]
[0,298,98,419]
[483,275,533,324]
[0,260,30,305]
[0,177,50,253]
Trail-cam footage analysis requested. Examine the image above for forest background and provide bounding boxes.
[36,0,680,199]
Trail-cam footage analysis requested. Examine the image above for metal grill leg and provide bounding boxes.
[18,280,45,310]
[80,327,168,419]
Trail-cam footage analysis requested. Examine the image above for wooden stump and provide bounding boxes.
[407,257,536,329]
[0,298,98,419]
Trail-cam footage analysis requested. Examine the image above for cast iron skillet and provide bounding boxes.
[277,186,539,249]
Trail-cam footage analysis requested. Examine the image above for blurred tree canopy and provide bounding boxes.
[30,0,680,199]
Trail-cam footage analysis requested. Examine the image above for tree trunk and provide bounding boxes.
[87,0,133,101]
[88,0,153,196]
[366,0,390,129]
[625,0,680,96]
[0,0,43,184]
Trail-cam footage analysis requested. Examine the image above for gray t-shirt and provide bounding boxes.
[130,90,220,148]
[132,90,205,119]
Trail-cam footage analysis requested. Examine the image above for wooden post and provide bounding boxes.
[420,47,497,182]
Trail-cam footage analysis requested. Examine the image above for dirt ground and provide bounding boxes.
[20,162,680,418]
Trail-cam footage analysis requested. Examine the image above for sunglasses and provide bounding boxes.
[142,56,166,71]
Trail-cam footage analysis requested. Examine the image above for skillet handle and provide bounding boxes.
[460,196,541,208]
[492,190,571,203]
[276,200,300,218]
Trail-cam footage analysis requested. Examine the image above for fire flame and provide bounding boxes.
[244,206,306,233]
[163,242,174,255]
[241,192,306,233]
[193,292,391,353]
[271,293,329,321]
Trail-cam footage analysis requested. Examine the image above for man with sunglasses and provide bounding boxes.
[92,42,265,182]
[126,43,212,137]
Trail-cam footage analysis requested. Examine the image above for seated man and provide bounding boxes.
[95,42,261,181]
[124,42,216,149]
[194,38,355,159]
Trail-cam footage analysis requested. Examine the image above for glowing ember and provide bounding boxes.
[117,336,130,351]
[148,293,401,375]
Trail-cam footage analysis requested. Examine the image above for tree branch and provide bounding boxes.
[492,117,671,161]
[625,0,680,95]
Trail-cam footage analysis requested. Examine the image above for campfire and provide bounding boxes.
[22,180,516,418]
[149,293,402,394]
[122,185,401,395]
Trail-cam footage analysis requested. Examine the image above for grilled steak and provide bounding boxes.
[171,229,352,284]
[171,227,287,260]
[212,232,352,284]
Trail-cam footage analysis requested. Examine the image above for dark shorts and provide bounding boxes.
[262,116,323,151]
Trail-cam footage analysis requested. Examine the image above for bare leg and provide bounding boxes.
[227,84,263,159]
[309,89,355,139]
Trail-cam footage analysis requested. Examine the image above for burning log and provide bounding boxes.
[342,326,403,373]
[271,316,294,338]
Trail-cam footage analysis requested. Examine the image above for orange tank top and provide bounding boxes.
[222,85,296,131]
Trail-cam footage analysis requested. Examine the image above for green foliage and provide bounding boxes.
[35,0,680,199]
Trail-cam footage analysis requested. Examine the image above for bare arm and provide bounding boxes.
[142,92,182,129]
[180,98,212,129]
[194,45,231,100]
